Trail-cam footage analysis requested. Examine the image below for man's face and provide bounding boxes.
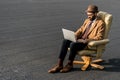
[86,12,96,21]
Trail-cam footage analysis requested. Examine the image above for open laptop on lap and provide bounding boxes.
[62,28,76,42]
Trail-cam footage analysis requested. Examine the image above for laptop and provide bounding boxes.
[62,28,76,42]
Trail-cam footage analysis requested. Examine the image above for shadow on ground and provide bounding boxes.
[71,58,120,72]
[102,58,120,72]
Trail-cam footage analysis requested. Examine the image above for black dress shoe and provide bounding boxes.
[48,65,63,73]
[60,64,73,73]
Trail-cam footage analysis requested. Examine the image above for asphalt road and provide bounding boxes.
[0,0,120,80]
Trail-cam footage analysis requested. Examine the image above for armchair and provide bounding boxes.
[73,11,113,71]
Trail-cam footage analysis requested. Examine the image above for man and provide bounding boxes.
[48,5,105,73]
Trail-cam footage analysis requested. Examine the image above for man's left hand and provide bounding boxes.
[77,39,88,43]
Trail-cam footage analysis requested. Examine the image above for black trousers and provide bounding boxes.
[59,39,87,62]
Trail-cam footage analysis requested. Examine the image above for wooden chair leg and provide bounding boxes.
[81,60,90,71]
[90,63,104,69]
[92,59,103,63]
[73,56,92,71]
[73,61,85,64]
[73,56,104,71]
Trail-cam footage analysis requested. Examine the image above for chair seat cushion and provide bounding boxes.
[77,50,96,56]
[87,46,97,50]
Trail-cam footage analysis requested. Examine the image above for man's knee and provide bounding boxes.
[70,42,77,49]
[63,39,71,44]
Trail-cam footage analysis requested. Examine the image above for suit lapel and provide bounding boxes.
[87,20,98,35]
[83,20,91,33]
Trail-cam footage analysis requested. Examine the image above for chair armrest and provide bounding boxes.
[88,39,110,46]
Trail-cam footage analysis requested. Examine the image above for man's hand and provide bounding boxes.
[77,39,88,43]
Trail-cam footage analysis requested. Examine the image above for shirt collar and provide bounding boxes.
[93,18,97,22]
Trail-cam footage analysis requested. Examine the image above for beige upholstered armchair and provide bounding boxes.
[73,11,113,71]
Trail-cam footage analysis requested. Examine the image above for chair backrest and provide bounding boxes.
[97,11,113,39]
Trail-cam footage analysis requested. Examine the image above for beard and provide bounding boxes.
[88,16,96,21]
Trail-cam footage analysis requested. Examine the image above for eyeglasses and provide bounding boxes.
[85,10,96,14]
